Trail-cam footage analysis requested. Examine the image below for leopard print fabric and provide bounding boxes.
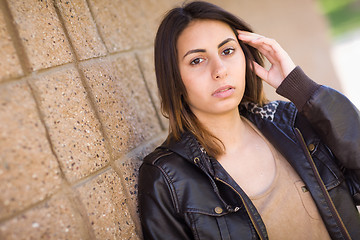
[242,101,279,121]
[199,101,280,156]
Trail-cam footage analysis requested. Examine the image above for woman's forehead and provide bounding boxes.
[177,19,236,51]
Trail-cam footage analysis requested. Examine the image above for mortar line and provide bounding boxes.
[64,132,167,236]
[0,75,26,85]
[84,0,108,53]
[63,48,116,164]
[79,45,153,66]
[0,182,67,224]
[0,0,32,75]
[0,180,97,240]
[19,0,81,185]
[26,79,69,184]
[134,52,166,130]
[109,131,167,237]
[51,4,142,233]
[0,45,154,87]
[53,0,80,62]
[0,82,93,224]
[115,130,168,164]
[4,71,111,238]
[64,186,97,240]
[71,165,114,189]
[109,165,142,237]
[0,76,67,225]
[52,0,115,163]
[51,2,113,239]
[70,131,167,189]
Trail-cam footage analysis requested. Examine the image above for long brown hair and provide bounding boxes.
[154,1,267,157]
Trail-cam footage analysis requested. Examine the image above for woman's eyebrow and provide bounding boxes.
[182,38,237,59]
[218,38,236,48]
[183,49,206,59]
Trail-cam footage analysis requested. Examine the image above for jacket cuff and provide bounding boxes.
[276,66,321,111]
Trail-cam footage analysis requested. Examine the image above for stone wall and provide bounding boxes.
[0,0,340,239]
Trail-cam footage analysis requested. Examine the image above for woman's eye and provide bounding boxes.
[190,58,204,65]
[222,48,235,55]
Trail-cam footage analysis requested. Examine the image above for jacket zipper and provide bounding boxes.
[295,128,351,240]
[215,177,266,240]
[194,157,235,211]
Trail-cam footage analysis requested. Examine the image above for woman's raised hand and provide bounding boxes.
[237,30,296,89]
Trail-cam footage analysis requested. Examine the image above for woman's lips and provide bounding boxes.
[212,85,235,98]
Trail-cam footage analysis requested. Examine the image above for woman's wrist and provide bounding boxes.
[276,66,321,110]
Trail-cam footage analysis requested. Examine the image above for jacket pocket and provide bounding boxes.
[186,208,231,240]
[186,206,258,240]
[310,141,344,190]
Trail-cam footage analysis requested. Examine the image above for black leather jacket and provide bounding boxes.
[138,67,360,240]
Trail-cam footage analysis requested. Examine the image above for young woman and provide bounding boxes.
[138,1,360,239]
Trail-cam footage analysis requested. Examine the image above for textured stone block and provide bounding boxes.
[30,66,110,183]
[80,54,161,159]
[87,0,173,52]
[0,193,86,240]
[7,0,73,71]
[75,169,139,239]
[136,48,167,128]
[114,133,167,233]
[114,134,167,207]
[0,81,62,218]
[0,10,23,81]
[55,0,107,60]
[116,157,142,209]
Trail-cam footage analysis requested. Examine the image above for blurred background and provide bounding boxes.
[315,0,360,213]
[206,0,360,108]
[317,0,360,108]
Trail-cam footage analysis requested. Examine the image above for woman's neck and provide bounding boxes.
[195,109,247,153]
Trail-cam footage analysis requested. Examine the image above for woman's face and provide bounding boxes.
[177,19,246,120]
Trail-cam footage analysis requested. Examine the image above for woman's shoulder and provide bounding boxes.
[143,147,174,165]
[141,145,195,176]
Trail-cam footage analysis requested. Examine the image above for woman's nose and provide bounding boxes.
[211,58,227,80]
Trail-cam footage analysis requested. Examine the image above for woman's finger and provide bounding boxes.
[240,35,280,56]
[251,61,268,81]
[237,30,263,39]
[238,30,296,87]
[252,61,284,88]
[238,31,281,62]
[237,31,272,46]
[238,31,281,52]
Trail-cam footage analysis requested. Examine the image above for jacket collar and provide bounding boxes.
[163,131,202,161]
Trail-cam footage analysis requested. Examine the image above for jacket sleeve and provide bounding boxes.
[138,163,193,240]
[276,66,360,204]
